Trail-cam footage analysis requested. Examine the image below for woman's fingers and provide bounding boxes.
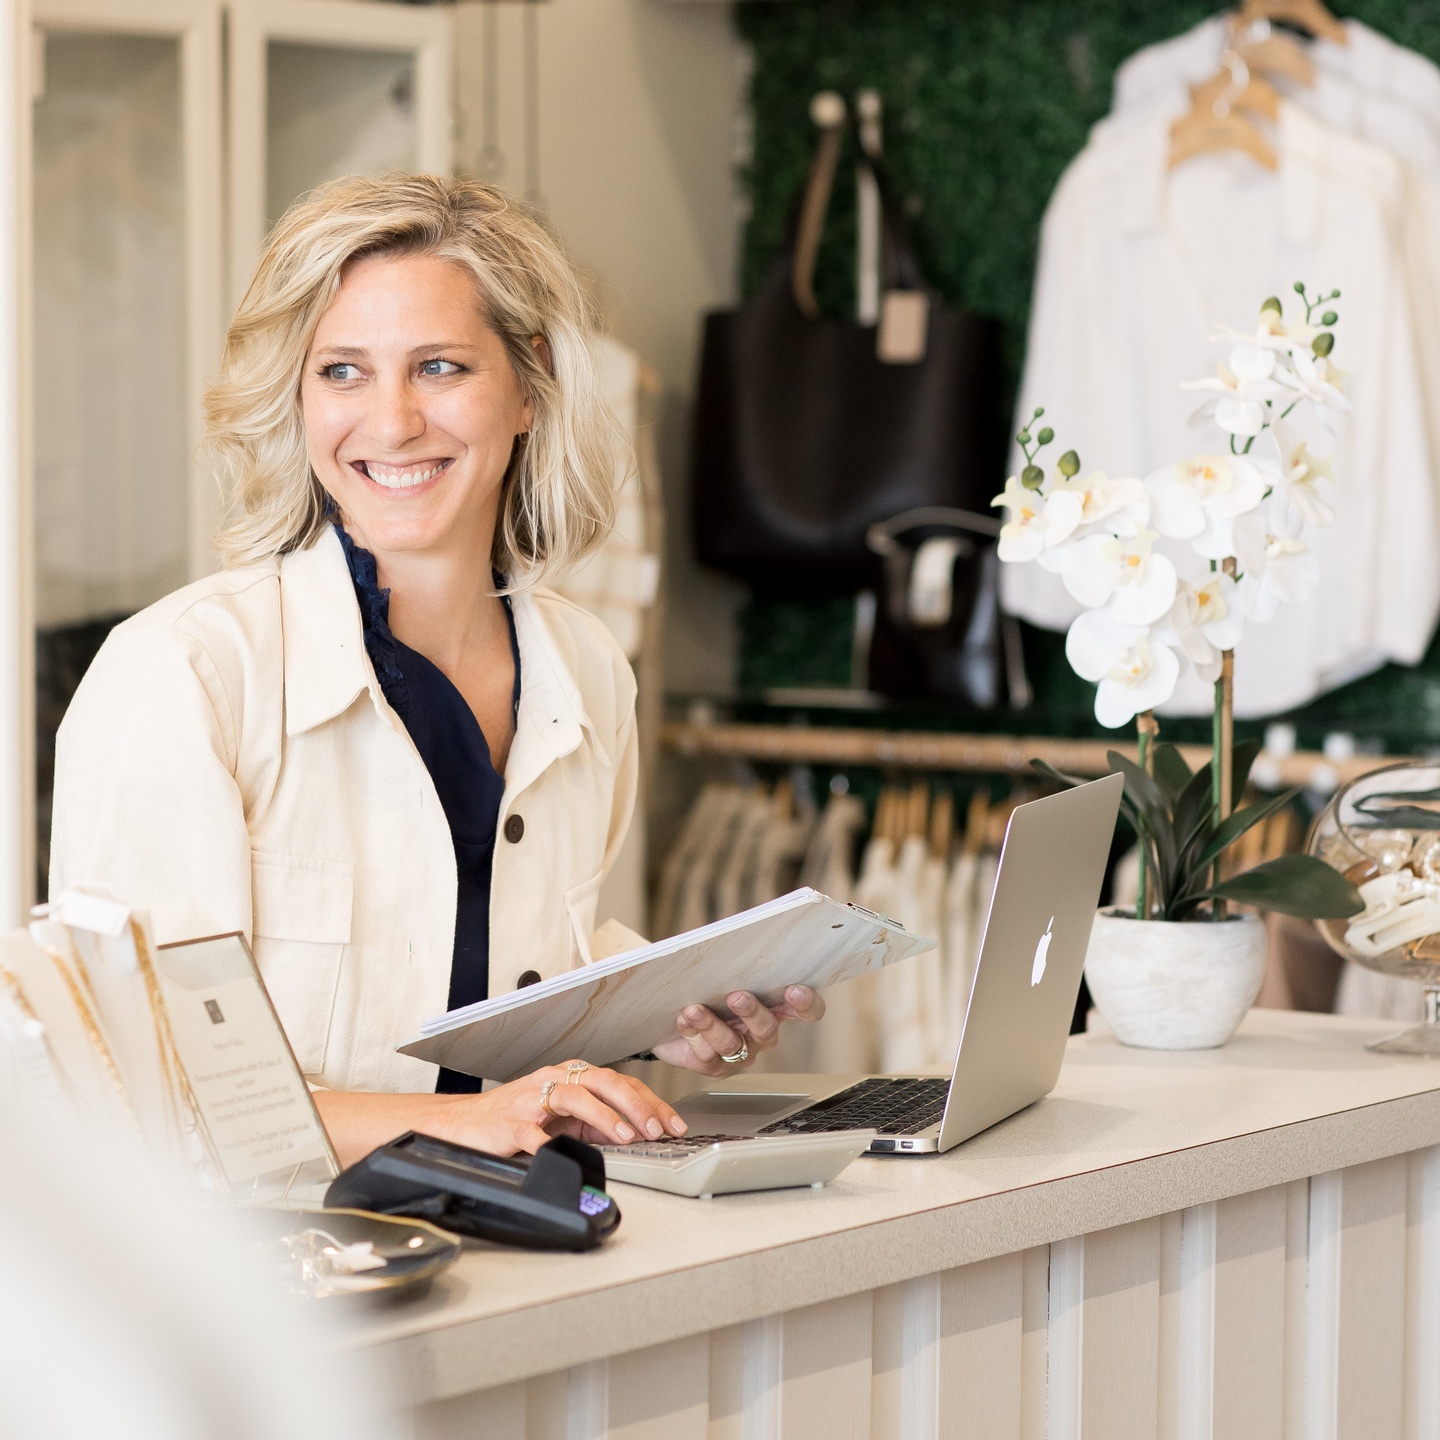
[727,991,781,1050]
[539,1076,639,1144]
[678,1005,752,1072]
[578,1066,687,1138]
[770,985,826,1023]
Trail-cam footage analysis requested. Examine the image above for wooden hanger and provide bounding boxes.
[1169,50,1279,171]
[1189,65,1281,121]
[906,782,929,841]
[1233,27,1318,86]
[1239,0,1348,47]
[929,789,954,862]
[962,790,990,858]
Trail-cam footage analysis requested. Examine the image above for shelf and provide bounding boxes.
[660,721,1404,792]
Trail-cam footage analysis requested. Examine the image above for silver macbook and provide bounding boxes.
[667,773,1123,1155]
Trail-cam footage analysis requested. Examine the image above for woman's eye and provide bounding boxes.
[420,358,463,377]
[322,362,361,381]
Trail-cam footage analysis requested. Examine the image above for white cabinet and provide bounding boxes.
[18,0,453,912]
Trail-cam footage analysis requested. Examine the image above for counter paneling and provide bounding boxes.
[350,1011,1440,1439]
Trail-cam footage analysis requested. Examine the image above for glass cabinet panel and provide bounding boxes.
[265,41,417,228]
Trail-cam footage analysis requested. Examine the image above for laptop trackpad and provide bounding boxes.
[674,1091,811,1135]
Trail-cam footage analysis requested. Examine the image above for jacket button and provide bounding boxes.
[504,814,525,843]
[517,969,541,988]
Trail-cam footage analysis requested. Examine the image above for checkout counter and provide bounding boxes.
[346,1009,1440,1439]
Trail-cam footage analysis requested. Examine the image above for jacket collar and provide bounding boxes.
[279,527,373,738]
[279,530,605,787]
[503,589,607,806]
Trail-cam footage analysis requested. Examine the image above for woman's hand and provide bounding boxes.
[314,1062,687,1166]
[652,986,827,1076]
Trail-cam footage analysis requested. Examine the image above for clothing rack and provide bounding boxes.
[661,720,1401,792]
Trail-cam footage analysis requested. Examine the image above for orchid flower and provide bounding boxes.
[1145,452,1267,560]
[991,475,1083,563]
[1266,421,1336,528]
[1046,526,1178,625]
[1275,349,1351,432]
[1050,469,1150,539]
[1065,609,1180,728]
[1234,502,1321,623]
[1163,574,1246,684]
[1182,344,1285,437]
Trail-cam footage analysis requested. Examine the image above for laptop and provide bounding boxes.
[657,773,1123,1157]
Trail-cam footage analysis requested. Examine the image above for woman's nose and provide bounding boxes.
[369,375,426,448]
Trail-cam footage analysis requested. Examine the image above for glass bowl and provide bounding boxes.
[1308,761,1440,1054]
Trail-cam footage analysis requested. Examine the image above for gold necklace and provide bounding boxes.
[35,940,142,1132]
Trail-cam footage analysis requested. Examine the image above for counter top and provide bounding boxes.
[348,1010,1440,1406]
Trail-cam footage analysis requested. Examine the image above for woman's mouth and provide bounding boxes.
[353,458,453,490]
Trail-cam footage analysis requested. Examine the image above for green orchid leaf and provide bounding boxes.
[1231,738,1263,807]
[1202,854,1364,919]
[1173,764,1217,868]
[1107,751,1177,902]
[1028,758,1089,790]
[1191,787,1301,875]
[1152,743,1193,806]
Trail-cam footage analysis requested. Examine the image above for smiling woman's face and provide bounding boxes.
[300,251,533,558]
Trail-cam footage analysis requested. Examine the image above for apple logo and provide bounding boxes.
[1031,918,1054,987]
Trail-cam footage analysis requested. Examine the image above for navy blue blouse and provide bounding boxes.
[336,526,519,1095]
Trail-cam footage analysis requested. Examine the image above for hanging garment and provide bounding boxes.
[876,826,932,1072]
[550,335,660,662]
[1112,17,1440,131]
[799,791,879,1074]
[1112,65,1440,565]
[670,786,750,936]
[651,783,732,939]
[1005,102,1436,717]
[712,789,776,922]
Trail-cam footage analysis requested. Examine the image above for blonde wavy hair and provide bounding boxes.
[206,173,619,588]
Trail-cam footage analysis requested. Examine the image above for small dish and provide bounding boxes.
[246,1206,461,1300]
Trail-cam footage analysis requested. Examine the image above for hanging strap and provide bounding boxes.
[789,92,927,319]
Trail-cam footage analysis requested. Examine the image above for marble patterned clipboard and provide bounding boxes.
[396,889,935,1083]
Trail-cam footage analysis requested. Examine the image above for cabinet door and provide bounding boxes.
[30,0,224,902]
[227,0,452,304]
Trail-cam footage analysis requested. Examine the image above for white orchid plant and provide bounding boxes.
[995,285,1363,924]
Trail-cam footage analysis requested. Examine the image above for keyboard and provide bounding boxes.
[758,1077,950,1137]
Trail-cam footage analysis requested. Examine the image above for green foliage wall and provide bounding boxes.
[733,0,1440,751]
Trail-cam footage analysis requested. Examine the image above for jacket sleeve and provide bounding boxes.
[49,621,255,946]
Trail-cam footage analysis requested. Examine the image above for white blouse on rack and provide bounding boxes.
[1004,101,1437,717]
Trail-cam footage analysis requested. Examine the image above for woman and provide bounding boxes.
[50,174,823,1164]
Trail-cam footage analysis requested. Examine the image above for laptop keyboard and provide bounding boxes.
[759,1077,950,1137]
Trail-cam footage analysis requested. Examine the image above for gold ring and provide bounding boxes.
[539,1078,561,1119]
[565,1060,591,1085]
[719,1038,750,1065]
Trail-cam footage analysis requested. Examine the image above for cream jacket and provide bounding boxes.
[50,527,638,1093]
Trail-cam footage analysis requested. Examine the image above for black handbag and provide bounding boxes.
[691,111,1004,594]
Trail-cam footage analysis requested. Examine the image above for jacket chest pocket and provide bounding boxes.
[250,851,354,1077]
[564,869,605,969]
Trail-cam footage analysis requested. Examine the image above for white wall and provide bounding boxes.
[454,0,748,698]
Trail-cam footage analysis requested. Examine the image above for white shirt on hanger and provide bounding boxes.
[1113,16,1440,129]
[1004,101,1437,717]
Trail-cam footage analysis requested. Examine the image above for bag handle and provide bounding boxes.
[790,92,926,319]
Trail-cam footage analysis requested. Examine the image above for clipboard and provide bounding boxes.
[397,888,935,1083]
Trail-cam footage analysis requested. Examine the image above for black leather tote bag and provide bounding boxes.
[691,118,1004,594]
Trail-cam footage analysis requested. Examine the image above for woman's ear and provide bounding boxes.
[531,333,553,376]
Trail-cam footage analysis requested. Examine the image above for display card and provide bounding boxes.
[154,933,336,1191]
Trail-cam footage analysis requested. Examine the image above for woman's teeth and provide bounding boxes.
[363,461,447,489]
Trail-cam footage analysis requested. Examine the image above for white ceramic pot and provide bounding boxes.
[1084,909,1268,1050]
